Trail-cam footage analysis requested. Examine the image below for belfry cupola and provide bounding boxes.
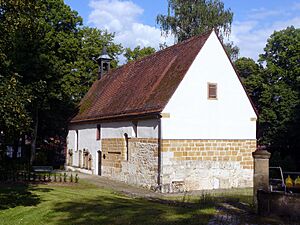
[96,47,112,79]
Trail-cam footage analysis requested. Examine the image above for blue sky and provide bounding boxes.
[65,0,300,60]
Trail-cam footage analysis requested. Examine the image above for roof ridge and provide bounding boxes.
[97,29,213,78]
[71,29,212,123]
[154,29,212,51]
[119,29,213,67]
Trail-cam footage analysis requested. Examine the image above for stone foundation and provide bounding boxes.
[65,165,93,175]
[67,138,256,193]
[161,139,256,192]
[101,138,159,188]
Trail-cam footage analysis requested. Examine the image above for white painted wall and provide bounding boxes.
[101,119,159,139]
[67,130,76,151]
[67,119,159,174]
[162,31,257,140]
[101,121,134,138]
[137,119,159,138]
[67,124,100,174]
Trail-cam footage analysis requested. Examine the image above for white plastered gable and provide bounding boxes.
[161,30,257,140]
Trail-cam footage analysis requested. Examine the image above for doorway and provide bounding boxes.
[97,150,102,175]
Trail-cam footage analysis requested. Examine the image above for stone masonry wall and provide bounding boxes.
[101,138,159,189]
[102,138,125,176]
[161,139,256,192]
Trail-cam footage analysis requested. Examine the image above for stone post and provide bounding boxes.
[252,147,271,208]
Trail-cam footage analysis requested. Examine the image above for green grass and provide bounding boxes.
[0,182,215,225]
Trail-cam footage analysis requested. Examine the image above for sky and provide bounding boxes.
[64,0,300,61]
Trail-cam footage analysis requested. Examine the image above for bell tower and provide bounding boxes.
[96,47,112,79]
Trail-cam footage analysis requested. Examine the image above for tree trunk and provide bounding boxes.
[30,108,38,165]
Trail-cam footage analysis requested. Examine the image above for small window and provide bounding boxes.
[96,124,101,140]
[208,83,217,100]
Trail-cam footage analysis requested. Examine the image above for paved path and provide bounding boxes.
[207,202,297,225]
[208,202,254,225]
[71,172,162,198]
[71,172,218,199]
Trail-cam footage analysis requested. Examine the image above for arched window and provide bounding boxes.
[124,133,129,161]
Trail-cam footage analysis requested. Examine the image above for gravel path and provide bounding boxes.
[207,202,297,225]
[72,172,162,198]
[68,172,298,225]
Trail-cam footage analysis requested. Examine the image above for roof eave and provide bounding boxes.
[70,110,162,125]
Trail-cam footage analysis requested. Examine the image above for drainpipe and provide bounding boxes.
[157,116,162,190]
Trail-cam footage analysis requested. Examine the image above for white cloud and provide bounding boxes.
[88,0,143,32]
[231,6,300,61]
[247,8,283,20]
[88,0,299,63]
[88,0,174,51]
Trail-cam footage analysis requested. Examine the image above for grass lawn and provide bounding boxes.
[0,182,215,225]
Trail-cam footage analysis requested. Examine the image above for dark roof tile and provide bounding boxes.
[71,30,212,123]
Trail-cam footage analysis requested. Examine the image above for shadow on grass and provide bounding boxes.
[0,183,52,210]
[48,195,214,225]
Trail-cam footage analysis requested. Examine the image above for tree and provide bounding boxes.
[235,57,264,108]
[0,0,123,164]
[124,46,156,62]
[258,27,300,159]
[236,27,300,170]
[0,0,36,158]
[224,41,239,61]
[3,0,84,164]
[157,0,233,42]
[61,27,123,103]
[0,74,32,145]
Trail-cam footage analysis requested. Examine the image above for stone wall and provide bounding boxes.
[102,138,125,176]
[101,138,159,189]
[161,139,256,192]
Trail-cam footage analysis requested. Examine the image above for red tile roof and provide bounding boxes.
[71,30,212,124]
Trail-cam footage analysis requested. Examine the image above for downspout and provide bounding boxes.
[157,116,162,190]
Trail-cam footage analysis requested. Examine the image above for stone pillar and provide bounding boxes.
[252,147,271,208]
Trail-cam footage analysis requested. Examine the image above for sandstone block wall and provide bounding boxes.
[101,138,159,188]
[102,138,125,176]
[161,139,256,192]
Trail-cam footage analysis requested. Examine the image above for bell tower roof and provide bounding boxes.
[96,46,113,79]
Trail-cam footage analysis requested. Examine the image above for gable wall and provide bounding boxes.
[159,31,257,192]
[161,31,257,140]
